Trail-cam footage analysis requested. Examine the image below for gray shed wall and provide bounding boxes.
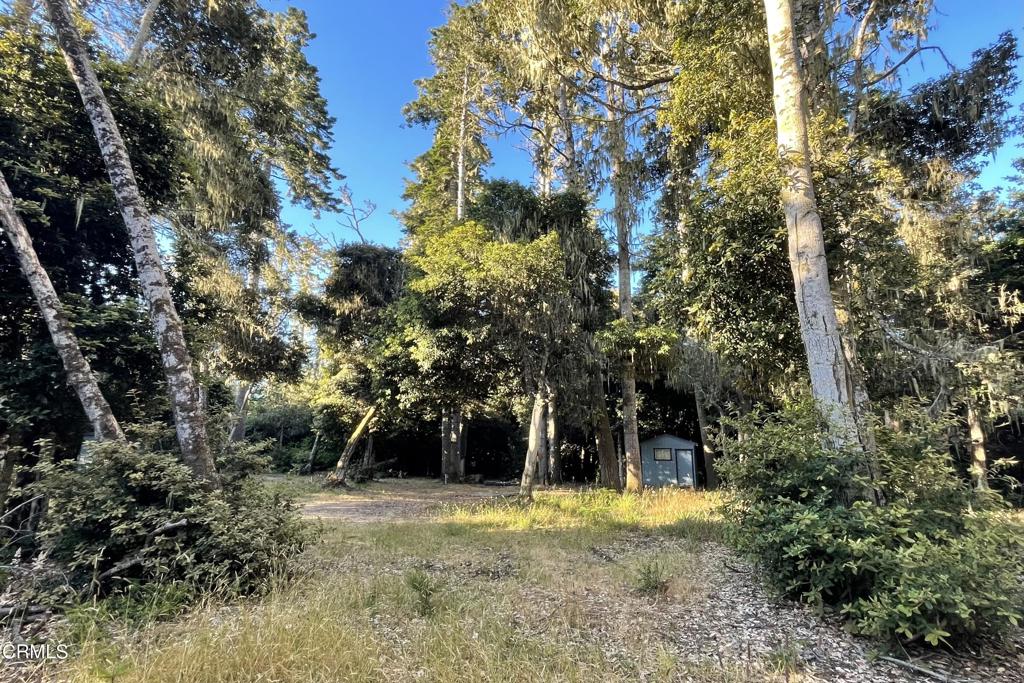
[640,435,697,488]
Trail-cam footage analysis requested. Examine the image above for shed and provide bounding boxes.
[640,435,697,488]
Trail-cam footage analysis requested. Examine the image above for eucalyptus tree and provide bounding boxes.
[43,0,218,483]
[762,0,873,455]
[0,14,178,479]
[467,182,613,490]
[652,0,1021,496]
[128,0,341,442]
[0,170,123,442]
[69,0,342,449]
[404,2,501,478]
[479,0,680,491]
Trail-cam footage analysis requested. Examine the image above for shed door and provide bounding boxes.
[675,448,694,487]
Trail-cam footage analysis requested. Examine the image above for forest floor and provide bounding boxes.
[45,478,1023,683]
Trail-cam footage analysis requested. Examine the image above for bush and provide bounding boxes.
[32,440,314,601]
[718,399,1024,646]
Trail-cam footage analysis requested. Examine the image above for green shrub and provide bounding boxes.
[33,440,314,600]
[718,399,1024,645]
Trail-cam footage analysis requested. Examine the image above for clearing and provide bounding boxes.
[51,479,1022,683]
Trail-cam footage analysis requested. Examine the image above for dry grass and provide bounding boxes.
[48,482,801,683]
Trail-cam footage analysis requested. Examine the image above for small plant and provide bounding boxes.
[405,569,440,617]
[634,559,669,596]
[765,637,803,676]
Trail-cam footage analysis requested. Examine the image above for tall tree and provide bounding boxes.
[762,0,870,455]
[0,170,123,442]
[43,0,217,483]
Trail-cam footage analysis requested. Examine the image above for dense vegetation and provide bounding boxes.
[0,0,1022,677]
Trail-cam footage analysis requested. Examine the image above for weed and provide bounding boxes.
[405,569,440,617]
[634,559,669,596]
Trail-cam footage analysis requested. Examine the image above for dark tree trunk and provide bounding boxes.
[695,396,718,489]
[591,371,621,491]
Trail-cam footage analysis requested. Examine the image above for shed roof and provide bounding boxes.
[640,434,696,444]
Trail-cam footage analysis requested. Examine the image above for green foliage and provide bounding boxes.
[633,559,669,596]
[34,440,313,599]
[404,569,441,617]
[596,319,680,378]
[718,399,1024,645]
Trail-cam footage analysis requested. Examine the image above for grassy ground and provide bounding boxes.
[25,479,1023,683]
[48,479,821,683]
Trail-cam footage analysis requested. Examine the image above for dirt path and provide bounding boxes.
[300,478,517,523]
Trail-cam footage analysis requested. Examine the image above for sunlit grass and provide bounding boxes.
[445,487,725,541]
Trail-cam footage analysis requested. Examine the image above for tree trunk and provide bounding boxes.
[695,395,718,489]
[606,79,642,493]
[228,381,252,443]
[591,370,621,491]
[456,66,469,221]
[449,409,463,482]
[762,0,871,456]
[547,383,561,485]
[44,0,217,485]
[557,84,579,190]
[327,404,377,486]
[127,0,161,66]
[457,418,467,479]
[302,431,320,474]
[441,409,452,480]
[537,398,549,485]
[519,387,548,499]
[360,433,375,478]
[0,170,123,442]
[0,441,21,512]
[440,407,462,483]
[967,400,990,491]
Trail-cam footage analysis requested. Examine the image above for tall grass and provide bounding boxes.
[445,488,725,541]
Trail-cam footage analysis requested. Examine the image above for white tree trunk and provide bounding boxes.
[967,400,989,491]
[0,170,123,442]
[328,404,377,485]
[456,66,469,221]
[45,0,217,484]
[228,381,252,443]
[762,0,867,453]
[558,84,580,190]
[519,386,548,499]
[127,0,161,66]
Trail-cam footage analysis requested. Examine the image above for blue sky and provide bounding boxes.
[264,0,1024,249]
